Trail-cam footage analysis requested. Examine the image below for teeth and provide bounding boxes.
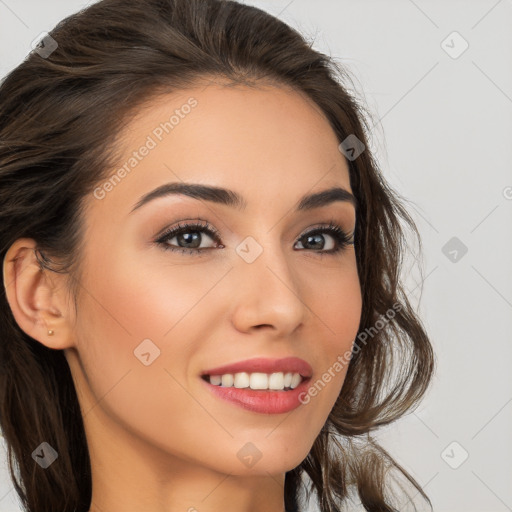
[206,371,304,391]
[210,375,222,386]
[268,372,283,390]
[250,372,268,390]
[290,373,302,389]
[234,372,250,388]
[221,374,233,387]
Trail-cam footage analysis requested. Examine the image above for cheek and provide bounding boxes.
[304,257,362,404]
[71,248,228,454]
[80,245,228,343]
[72,243,233,403]
[312,254,362,344]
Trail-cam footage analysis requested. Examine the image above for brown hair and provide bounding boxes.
[0,0,435,510]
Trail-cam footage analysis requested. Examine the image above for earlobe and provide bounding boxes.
[2,238,74,349]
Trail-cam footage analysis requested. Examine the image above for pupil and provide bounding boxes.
[179,232,201,248]
[305,234,324,250]
[176,232,326,250]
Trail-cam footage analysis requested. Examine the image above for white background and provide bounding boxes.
[1,1,511,511]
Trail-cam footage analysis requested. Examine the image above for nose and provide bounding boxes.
[229,237,308,336]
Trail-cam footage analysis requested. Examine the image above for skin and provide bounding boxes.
[4,80,362,512]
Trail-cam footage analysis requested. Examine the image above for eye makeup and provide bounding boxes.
[154,217,355,257]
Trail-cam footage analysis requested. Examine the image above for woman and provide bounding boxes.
[0,0,435,511]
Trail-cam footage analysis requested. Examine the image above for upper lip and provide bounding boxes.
[201,357,313,378]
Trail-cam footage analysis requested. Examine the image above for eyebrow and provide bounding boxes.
[129,182,358,214]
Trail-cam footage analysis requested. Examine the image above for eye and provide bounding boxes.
[155,220,222,255]
[155,218,354,256]
[294,220,354,255]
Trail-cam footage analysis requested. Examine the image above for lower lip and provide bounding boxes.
[200,376,311,414]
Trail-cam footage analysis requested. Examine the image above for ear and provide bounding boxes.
[2,238,75,349]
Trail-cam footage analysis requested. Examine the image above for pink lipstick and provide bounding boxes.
[200,357,313,414]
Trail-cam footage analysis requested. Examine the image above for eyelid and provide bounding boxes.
[154,218,220,242]
[154,218,353,242]
[154,216,355,256]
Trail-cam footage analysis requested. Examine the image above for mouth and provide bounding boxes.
[200,371,310,391]
[199,356,313,391]
[198,356,314,412]
[199,367,313,414]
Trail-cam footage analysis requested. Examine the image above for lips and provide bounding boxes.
[200,356,313,378]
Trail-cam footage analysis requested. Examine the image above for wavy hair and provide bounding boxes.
[0,0,435,510]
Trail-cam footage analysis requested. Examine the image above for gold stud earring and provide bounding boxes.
[48,330,54,336]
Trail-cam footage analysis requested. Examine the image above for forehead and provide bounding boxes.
[87,81,353,218]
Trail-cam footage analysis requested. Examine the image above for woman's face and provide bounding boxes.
[66,81,362,482]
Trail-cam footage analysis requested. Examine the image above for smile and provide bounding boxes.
[202,371,304,391]
[200,356,313,414]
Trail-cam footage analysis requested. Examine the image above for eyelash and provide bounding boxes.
[155,218,355,257]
